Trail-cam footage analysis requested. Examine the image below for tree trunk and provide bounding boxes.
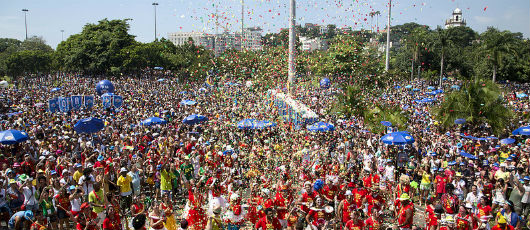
[439,51,444,87]
[492,65,497,82]
[410,59,414,82]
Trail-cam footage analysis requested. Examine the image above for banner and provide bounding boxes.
[112,95,123,108]
[58,97,69,112]
[71,95,83,110]
[84,95,94,109]
[48,98,59,113]
[102,95,113,109]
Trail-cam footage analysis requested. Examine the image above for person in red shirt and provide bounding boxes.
[305,198,329,229]
[397,193,413,229]
[75,203,98,230]
[441,184,459,215]
[102,206,121,230]
[365,206,381,230]
[477,197,493,228]
[491,216,514,230]
[435,170,448,199]
[298,181,316,214]
[255,208,282,230]
[455,205,473,230]
[337,190,354,226]
[352,184,367,208]
[274,186,289,228]
[345,210,365,230]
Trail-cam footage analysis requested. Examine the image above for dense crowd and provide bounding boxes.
[0,72,529,230]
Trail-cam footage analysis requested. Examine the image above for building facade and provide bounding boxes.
[167,27,262,53]
[445,8,467,29]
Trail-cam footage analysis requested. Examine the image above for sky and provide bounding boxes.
[1,0,529,49]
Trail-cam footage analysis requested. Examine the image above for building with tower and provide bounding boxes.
[445,8,467,29]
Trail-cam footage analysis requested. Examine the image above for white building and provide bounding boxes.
[445,8,466,29]
[167,27,262,53]
[300,37,327,52]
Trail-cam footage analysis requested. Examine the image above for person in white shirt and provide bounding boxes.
[465,185,483,214]
[78,168,95,196]
[20,176,38,212]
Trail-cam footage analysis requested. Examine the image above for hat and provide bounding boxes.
[438,168,444,172]
[120,167,127,173]
[459,162,465,166]
[87,163,94,168]
[456,172,462,177]
[399,193,410,201]
[9,179,16,184]
[482,160,489,166]
[97,155,104,161]
[74,163,82,168]
[506,157,513,161]
[445,215,454,222]
[465,203,473,209]
[13,163,20,167]
[50,170,57,175]
[456,143,462,148]
[493,163,500,167]
[62,169,69,174]
[500,163,507,167]
[304,181,312,186]
[498,215,507,224]
[345,190,353,196]
[68,185,76,191]
[524,176,530,181]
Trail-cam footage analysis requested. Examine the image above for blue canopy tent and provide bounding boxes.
[182,114,208,125]
[427,91,437,96]
[381,131,415,145]
[517,93,528,98]
[307,121,335,132]
[500,138,516,145]
[141,117,167,126]
[460,150,478,160]
[180,100,197,106]
[454,118,466,125]
[427,86,435,90]
[255,120,277,129]
[412,88,420,92]
[420,98,435,103]
[0,130,29,145]
[237,119,256,129]
[434,89,444,94]
[380,121,392,127]
[73,117,105,134]
[513,126,530,135]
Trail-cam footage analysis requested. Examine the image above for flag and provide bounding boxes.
[84,95,94,109]
[48,98,59,113]
[58,97,69,112]
[71,95,83,110]
[113,95,123,108]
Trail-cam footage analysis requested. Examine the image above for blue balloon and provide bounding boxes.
[320,78,331,89]
[95,80,115,96]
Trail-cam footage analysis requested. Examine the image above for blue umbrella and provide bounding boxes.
[307,121,335,132]
[501,138,515,145]
[237,119,256,129]
[427,91,437,96]
[448,161,457,166]
[73,118,104,134]
[420,98,435,103]
[486,136,498,140]
[51,87,61,92]
[405,85,413,89]
[435,89,444,94]
[500,138,516,145]
[513,126,530,135]
[255,120,277,129]
[141,117,167,126]
[182,114,208,125]
[380,121,392,127]
[454,118,466,125]
[460,150,478,160]
[381,131,415,145]
[180,100,197,106]
[0,130,29,145]
[427,86,435,90]
[517,93,528,98]
[412,88,420,92]
[451,85,460,90]
[394,85,402,89]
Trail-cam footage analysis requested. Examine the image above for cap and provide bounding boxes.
[97,155,104,161]
[74,163,82,168]
[399,193,410,201]
[50,170,57,175]
[465,203,473,209]
[304,181,312,186]
[524,176,530,181]
[120,167,127,173]
[345,190,353,196]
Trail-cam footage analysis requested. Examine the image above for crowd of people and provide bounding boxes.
[0,72,529,230]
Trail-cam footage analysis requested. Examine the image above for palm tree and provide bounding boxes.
[404,27,428,81]
[374,11,381,32]
[481,28,517,82]
[434,79,513,135]
[433,27,454,87]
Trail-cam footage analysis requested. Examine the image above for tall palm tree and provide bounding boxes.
[434,27,454,87]
[481,28,517,82]
[404,27,428,81]
[374,11,381,32]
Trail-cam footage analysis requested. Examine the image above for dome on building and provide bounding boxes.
[453,8,462,14]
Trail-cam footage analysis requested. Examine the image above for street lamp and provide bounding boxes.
[22,9,29,40]
[152,2,158,41]
[384,0,392,72]
[61,30,65,41]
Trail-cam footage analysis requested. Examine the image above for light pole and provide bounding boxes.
[287,0,296,94]
[22,9,29,40]
[152,2,158,41]
[384,0,392,72]
[61,30,64,41]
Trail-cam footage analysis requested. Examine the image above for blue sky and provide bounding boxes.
[1,0,529,49]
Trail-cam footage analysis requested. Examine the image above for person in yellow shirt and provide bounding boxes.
[88,182,106,225]
[72,163,83,184]
[159,164,175,199]
[117,167,133,211]
[420,167,431,206]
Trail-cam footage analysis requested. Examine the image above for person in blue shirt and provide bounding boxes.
[8,210,33,230]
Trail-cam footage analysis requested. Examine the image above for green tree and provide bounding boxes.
[20,36,53,52]
[56,19,135,74]
[433,27,454,86]
[5,50,53,76]
[480,27,518,82]
[433,80,513,135]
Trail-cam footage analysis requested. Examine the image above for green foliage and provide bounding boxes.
[364,104,409,133]
[5,50,53,76]
[433,80,513,135]
[56,19,136,74]
[335,85,367,117]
